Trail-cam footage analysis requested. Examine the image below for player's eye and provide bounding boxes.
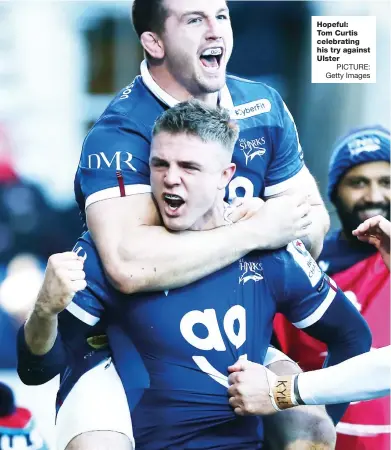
[181,163,199,171]
[151,160,169,168]
[217,14,229,21]
[188,16,202,25]
[379,178,390,188]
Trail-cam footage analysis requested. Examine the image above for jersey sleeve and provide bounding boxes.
[265,240,337,328]
[77,113,152,210]
[263,88,305,197]
[66,234,112,325]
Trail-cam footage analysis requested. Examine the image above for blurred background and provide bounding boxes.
[0,1,389,447]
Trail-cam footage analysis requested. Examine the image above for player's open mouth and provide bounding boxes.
[163,194,185,215]
[199,47,223,70]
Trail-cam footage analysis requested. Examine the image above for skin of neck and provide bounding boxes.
[188,196,228,231]
[148,62,220,107]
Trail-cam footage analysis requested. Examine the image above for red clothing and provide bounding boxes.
[274,251,390,450]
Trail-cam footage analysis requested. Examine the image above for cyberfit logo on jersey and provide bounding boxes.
[239,137,266,165]
[180,305,246,387]
[119,82,134,100]
[87,152,137,171]
[233,99,272,120]
[239,259,263,284]
[348,135,381,156]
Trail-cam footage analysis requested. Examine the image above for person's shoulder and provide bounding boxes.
[90,75,165,135]
[226,74,281,102]
[226,74,284,125]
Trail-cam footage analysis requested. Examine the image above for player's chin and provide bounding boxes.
[162,216,189,232]
[198,69,226,91]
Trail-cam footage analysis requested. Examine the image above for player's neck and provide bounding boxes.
[148,63,219,107]
[189,201,227,231]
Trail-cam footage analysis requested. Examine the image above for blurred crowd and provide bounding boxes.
[0,130,82,369]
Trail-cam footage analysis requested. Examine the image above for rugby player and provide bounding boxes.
[19,102,371,450]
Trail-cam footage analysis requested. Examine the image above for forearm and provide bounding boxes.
[24,308,58,356]
[299,346,391,405]
[17,323,65,385]
[106,222,258,294]
[301,205,330,260]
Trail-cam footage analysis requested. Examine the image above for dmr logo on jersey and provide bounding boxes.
[180,305,246,387]
[239,136,266,165]
[87,152,137,171]
[233,99,271,120]
[239,259,263,284]
[348,135,381,156]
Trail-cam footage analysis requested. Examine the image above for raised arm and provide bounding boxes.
[18,250,103,385]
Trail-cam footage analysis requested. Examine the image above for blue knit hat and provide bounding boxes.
[328,125,390,201]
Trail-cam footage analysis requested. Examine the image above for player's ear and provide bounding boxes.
[140,32,165,59]
[218,163,236,190]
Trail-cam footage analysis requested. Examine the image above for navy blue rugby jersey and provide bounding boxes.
[63,232,336,449]
[75,61,305,227]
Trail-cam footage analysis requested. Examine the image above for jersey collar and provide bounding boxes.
[140,60,234,111]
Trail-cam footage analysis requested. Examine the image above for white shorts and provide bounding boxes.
[56,358,134,450]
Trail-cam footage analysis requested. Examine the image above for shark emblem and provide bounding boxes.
[239,260,264,284]
[239,137,266,165]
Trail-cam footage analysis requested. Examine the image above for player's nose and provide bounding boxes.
[164,166,181,186]
[205,17,223,41]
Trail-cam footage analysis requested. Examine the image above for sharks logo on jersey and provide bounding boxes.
[239,136,267,165]
[239,259,264,284]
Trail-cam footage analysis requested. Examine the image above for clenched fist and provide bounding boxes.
[227,359,278,416]
[35,252,87,317]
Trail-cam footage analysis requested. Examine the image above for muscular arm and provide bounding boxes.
[17,252,93,385]
[266,167,330,260]
[87,193,310,294]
